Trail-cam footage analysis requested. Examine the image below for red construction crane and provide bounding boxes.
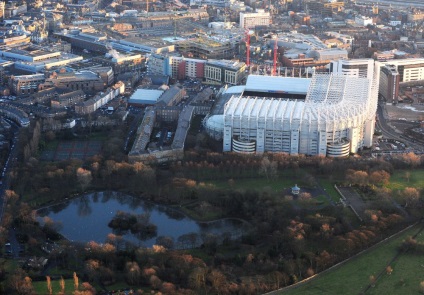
[272,38,278,76]
[245,29,250,67]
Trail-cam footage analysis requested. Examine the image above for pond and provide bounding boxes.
[37,192,248,248]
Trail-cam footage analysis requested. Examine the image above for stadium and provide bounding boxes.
[204,72,379,157]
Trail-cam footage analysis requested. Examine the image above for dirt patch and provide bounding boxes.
[385,104,424,121]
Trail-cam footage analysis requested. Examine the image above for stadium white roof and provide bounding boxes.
[245,75,311,95]
[224,74,374,123]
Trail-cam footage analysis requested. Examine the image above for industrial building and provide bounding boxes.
[205,71,379,157]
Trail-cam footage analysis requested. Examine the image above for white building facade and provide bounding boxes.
[330,58,376,78]
[239,10,271,29]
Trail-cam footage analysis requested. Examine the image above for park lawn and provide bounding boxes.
[367,229,424,295]
[386,169,424,191]
[283,224,422,295]
[1,258,18,272]
[207,176,306,193]
[180,205,223,221]
[33,278,76,294]
[295,195,330,209]
[317,178,341,203]
[43,139,59,151]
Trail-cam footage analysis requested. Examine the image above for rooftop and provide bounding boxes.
[245,75,311,95]
[129,89,164,104]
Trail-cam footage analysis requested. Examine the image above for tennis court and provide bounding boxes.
[40,140,102,161]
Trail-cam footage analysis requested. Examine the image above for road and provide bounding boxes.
[0,120,20,222]
[357,0,424,8]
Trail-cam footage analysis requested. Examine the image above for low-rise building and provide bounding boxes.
[74,81,125,114]
[9,73,45,96]
[42,71,105,93]
[156,86,186,107]
[94,52,145,76]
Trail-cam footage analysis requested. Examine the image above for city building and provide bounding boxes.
[205,72,379,157]
[169,56,206,80]
[74,81,125,114]
[177,36,236,60]
[330,59,375,78]
[94,52,145,76]
[148,54,206,79]
[42,70,106,93]
[0,2,4,19]
[9,73,45,96]
[204,60,246,85]
[51,90,86,108]
[355,16,374,27]
[156,86,186,107]
[383,59,424,83]
[407,9,424,22]
[0,31,30,46]
[310,49,348,61]
[239,10,271,29]
[148,53,171,76]
[0,45,83,73]
[379,64,400,104]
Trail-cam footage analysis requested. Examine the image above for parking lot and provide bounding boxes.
[372,138,407,153]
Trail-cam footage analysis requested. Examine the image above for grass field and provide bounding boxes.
[367,227,424,295]
[386,169,424,191]
[208,177,298,193]
[282,224,423,295]
[317,178,341,202]
[33,278,76,294]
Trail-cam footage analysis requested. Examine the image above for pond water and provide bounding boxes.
[37,191,248,248]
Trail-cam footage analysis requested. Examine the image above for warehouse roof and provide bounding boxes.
[128,89,164,104]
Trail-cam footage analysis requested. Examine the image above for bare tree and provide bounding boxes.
[76,168,93,192]
[259,156,278,181]
[402,187,420,207]
[73,272,79,291]
[125,262,141,285]
[60,276,65,295]
[46,276,52,295]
